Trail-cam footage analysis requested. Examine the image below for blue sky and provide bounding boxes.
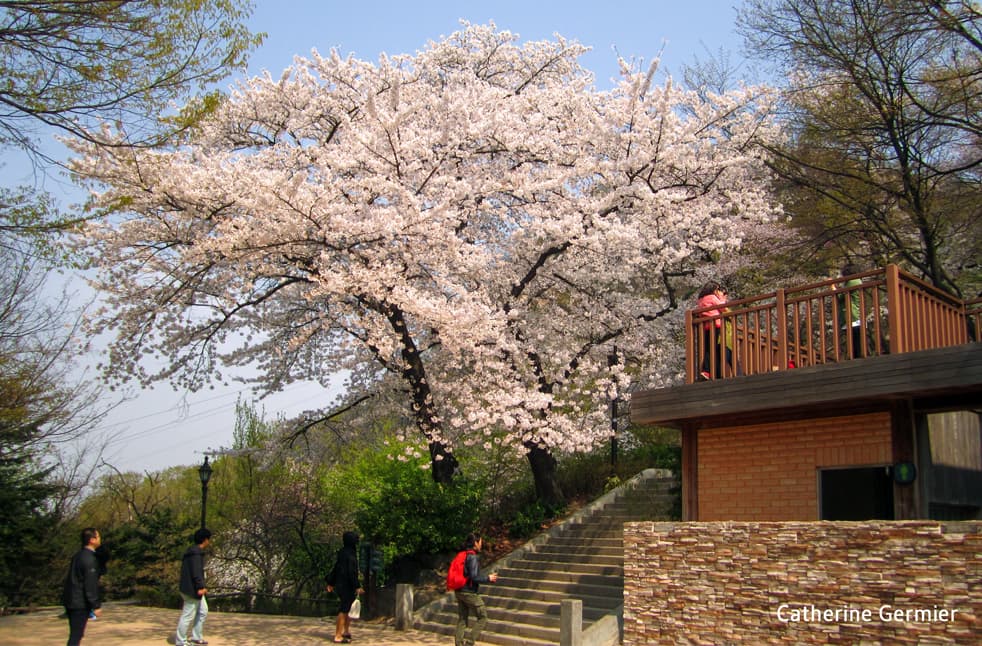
[86,1,749,474]
[244,1,746,87]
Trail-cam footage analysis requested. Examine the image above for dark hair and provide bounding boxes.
[462,533,481,550]
[698,281,722,298]
[80,527,99,547]
[841,262,860,276]
[342,531,359,549]
[194,528,212,544]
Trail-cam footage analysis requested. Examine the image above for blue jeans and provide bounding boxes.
[176,593,207,644]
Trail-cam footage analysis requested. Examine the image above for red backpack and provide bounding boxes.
[446,550,474,591]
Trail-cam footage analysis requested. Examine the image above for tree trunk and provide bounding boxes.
[524,442,564,508]
[383,302,461,485]
[429,441,459,485]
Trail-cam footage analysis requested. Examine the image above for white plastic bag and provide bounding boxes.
[348,597,361,619]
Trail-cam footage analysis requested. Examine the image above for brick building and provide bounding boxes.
[631,267,982,522]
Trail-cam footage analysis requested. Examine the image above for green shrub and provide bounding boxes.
[343,442,483,560]
[508,501,545,539]
[603,475,622,492]
[629,441,681,473]
[556,429,681,502]
[508,500,566,539]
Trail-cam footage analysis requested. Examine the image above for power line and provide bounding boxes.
[98,385,254,429]
[99,382,329,464]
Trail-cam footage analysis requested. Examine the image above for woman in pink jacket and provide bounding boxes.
[696,281,727,379]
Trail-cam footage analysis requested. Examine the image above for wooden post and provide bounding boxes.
[890,401,918,520]
[685,308,695,383]
[776,288,788,371]
[886,264,902,354]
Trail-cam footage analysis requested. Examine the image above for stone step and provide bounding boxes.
[488,585,622,607]
[496,566,622,584]
[532,545,624,559]
[413,470,680,645]
[428,604,616,639]
[543,536,623,550]
[418,614,562,643]
[512,551,623,568]
[552,527,623,541]
[427,606,560,630]
[423,586,620,618]
[484,581,621,605]
[415,618,557,646]
[424,600,611,628]
[502,565,622,583]
[480,592,617,618]
[417,590,623,645]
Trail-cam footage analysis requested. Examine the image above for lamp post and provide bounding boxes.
[198,455,213,530]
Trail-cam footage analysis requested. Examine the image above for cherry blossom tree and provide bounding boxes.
[69,23,781,502]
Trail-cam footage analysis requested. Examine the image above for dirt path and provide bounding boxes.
[0,603,449,645]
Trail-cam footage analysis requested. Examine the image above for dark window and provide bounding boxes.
[820,467,894,520]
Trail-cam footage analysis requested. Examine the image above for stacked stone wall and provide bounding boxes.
[624,521,981,644]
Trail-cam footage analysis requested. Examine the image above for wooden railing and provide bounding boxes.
[685,265,976,383]
[968,297,982,343]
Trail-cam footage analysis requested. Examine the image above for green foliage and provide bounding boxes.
[556,428,681,502]
[99,508,196,606]
[603,475,623,493]
[0,0,263,150]
[507,500,566,539]
[340,441,482,560]
[0,1,263,269]
[52,411,681,611]
[449,437,531,524]
[629,440,682,473]
[0,449,64,607]
[0,248,110,607]
[73,465,202,605]
[0,187,69,261]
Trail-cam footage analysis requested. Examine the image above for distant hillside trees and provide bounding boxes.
[739,0,982,294]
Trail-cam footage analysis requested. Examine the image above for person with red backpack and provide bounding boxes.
[447,533,498,646]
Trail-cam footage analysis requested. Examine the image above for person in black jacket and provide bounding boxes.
[175,528,211,646]
[87,544,110,621]
[325,531,364,644]
[454,533,498,646]
[62,527,102,646]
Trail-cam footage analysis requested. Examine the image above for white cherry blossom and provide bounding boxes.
[69,23,782,490]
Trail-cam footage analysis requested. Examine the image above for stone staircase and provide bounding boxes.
[414,468,680,646]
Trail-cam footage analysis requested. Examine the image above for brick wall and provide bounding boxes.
[698,411,893,520]
[624,521,982,644]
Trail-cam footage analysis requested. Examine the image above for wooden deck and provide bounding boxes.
[631,343,982,429]
[686,265,976,383]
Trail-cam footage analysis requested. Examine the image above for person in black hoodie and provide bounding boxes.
[325,531,364,644]
[62,527,102,646]
[175,528,211,646]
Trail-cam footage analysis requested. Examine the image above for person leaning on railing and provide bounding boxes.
[833,262,863,359]
[719,287,740,375]
[696,281,729,379]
